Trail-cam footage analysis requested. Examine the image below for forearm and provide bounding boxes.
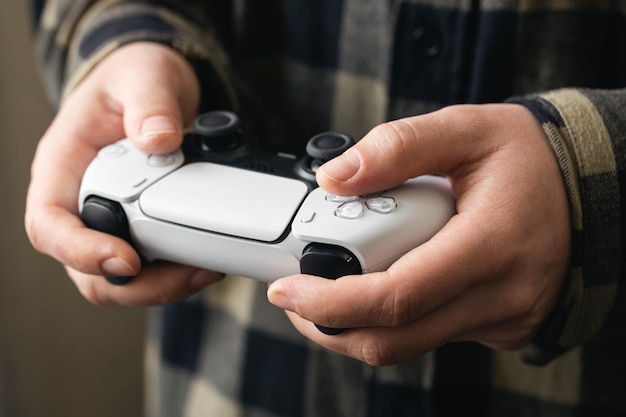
[33,0,237,111]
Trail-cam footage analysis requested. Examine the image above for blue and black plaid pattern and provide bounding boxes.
[149,277,435,417]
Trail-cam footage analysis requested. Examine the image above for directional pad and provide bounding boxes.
[331,194,396,219]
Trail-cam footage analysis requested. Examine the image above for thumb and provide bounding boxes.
[316,105,485,196]
[106,43,200,154]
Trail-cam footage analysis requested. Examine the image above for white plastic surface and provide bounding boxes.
[80,137,457,282]
[292,176,455,271]
[78,139,184,207]
[139,163,309,242]
[131,215,304,282]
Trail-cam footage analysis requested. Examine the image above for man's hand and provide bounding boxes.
[25,42,223,306]
[268,104,571,366]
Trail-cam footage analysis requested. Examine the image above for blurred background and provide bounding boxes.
[0,0,146,416]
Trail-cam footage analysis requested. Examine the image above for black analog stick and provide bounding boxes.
[306,132,355,172]
[193,111,242,152]
[306,132,355,161]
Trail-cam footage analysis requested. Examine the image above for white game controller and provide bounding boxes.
[79,111,455,333]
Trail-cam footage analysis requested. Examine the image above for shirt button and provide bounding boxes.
[412,26,442,58]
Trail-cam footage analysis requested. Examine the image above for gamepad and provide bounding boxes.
[79,111,455,332]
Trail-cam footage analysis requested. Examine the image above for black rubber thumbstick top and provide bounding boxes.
[193,111,242,152]
[306,132,355,162]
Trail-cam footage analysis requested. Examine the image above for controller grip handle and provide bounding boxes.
[300,243,362,335]
[81,196,135,285]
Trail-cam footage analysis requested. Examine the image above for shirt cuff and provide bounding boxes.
[508,89,622,365]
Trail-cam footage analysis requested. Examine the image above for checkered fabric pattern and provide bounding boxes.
[33,1,626,415]
[145,277,436,417]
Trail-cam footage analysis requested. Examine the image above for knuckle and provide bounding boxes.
[312,306,341,329]
[502,332,535,351]
[502,285,537,321]
[479,322,537,352]
[369,121,417,161]
[379,286,417,327]
[24,210,47,254]
[55,237,91,273]
[440,104,486,132]
[152,284,187,306]
[74,275,111,307]
[353,337,399,367]
[25,208,98,274]
[141,266,200,306]
[369,121,402,145]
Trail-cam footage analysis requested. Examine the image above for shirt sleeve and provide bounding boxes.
[32,0,238,112]
[510,88,626,365]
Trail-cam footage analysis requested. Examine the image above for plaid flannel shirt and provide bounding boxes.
[33,1,626,416]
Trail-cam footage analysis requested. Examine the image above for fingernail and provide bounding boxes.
[102,257,136,277]
[318,151,361,183]
[267,284,296,311]
[141,115,179,140]
[189,270,221,292]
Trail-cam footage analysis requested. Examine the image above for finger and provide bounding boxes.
[281,298,459,366]
[316,104,517,196]
[25,42,201,279]
[281,311,449,366]
[268,211,504,330]
[102,43,200,154]
[68,263,223,306]
[281,272,534,366]
[25,100,126,264]
[26,202,141,276]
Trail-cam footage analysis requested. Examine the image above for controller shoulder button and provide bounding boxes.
[300,243,362,279]
[81,196,131,243]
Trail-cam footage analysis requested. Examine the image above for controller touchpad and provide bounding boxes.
[139,162,309,242]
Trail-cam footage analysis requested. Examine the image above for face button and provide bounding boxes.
[366,197,397,214]
[98,143,127,159]
[335,201,365,219]
[326,194,359,203]
[147,153,176,167]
